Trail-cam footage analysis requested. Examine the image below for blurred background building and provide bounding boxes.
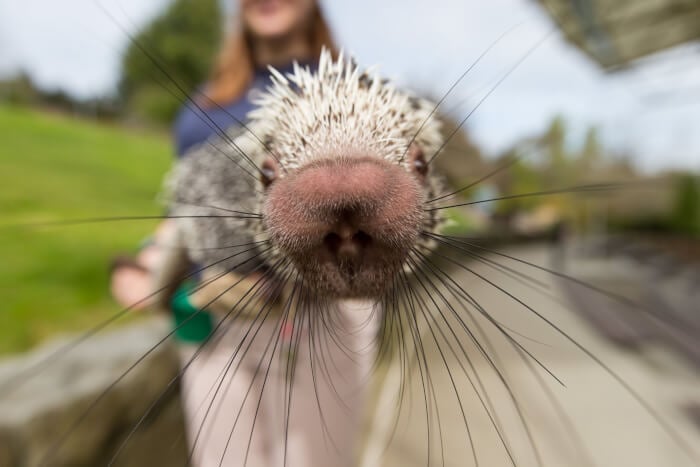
[537,0,700,69]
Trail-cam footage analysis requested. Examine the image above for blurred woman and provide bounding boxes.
[110,2,377,466]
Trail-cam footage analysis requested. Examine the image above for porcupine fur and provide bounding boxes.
[168,49,446,289]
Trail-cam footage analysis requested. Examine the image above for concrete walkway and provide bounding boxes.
[360,244,700,467]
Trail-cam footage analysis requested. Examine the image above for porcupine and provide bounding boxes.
[151,49,446,467]
[160,49,443,300]
[10,43,698,467]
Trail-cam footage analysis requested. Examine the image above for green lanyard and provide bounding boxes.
[170,282,214,343]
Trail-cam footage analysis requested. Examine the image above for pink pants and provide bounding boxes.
[178,301,379,467]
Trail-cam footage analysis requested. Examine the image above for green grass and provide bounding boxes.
[0,105,172,355]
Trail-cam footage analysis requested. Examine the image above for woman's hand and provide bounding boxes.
[109,220,177,310]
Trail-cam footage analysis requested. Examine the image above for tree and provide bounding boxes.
[577,126,602,174]
[539,115,570,188]
[0,72,40,106]
[670,174,700,236]
[119,0,222,124]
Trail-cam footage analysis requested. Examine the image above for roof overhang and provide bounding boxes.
[535,0,700,70]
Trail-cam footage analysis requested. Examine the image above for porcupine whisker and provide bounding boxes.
[409,249,565,466]
[426,32,553,166]
[453,247,553,292]
[239,276,305,467]
[371,279,417,460]
[398,266,477,467]
[406,250,550,465]
[410,249,561,354]
[165,258,291,454]
[382,286,425,455]
[281,281,313,467]
[116,289,276,461]
[278,278,309,467]
[420,239,700,462]
[187,264,298,466]
[301,292,371,459]
[326,309,382,388]
[411,250,594,467]
[290,283,348,463]
[409,248,564,388]
[12,214,261,229]
[313,301,370,387]
[399,22,526,163]
[306,296,376,457]
[159,239,269,252]
[400,266,448,467]
[309,305,350,409]
[109,257,291,465]
[382,274,431,462]
[433,243,575,322]
[63,260,277,463]
[170,201,262,217]
[387,265,510,465]
[424,181,649,211]
[97,2,272,180]
[36,246,275,466]
[438,75,505,123]
[423,243,573,343]
[383,265,446,467]
[389,284,427,456]
[399,266,526,467]
[385,281,414,405]
[194,259,295,443]
[107,0,288,174]
[427,152,528,204]
[0,241,269,397]
[428,232,700,335]
[406,264,513,467]
[307,327,345,458]
[417,241,557,348]
[308,298,377,427]
[387,282,437,462]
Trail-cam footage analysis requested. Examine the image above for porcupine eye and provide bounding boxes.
[260,157,279,188]
[408,144,428,179]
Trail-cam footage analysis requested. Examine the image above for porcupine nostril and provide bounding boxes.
[323,228,372,259]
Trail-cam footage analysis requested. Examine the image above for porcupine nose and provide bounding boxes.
[264,156,422,296]
[265,157,419,247]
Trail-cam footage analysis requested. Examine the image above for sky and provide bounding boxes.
[0,0,698,173]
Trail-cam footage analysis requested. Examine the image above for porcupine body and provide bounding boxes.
[167,49,446,297]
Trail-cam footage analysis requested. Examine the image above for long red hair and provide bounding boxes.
[205,4,338,106]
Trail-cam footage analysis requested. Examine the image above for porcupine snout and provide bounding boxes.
[263,156,424,298]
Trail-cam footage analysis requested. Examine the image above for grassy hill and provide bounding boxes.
[0,106,172,354]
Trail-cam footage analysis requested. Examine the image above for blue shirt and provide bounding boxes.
[172,61,314,157]
[167,61,316,339]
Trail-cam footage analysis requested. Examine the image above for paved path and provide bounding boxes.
[360,244,700,467]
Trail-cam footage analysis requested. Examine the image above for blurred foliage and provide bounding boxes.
[0,105,171,354]
[670,174,700,236]
[440,208,478,236]
[485,115,700,238]
[0,72,40,106]
[431,113,487,190]
[487,115,683,234]
[0,0,222,124]
[119,0,222,124]
[0,73,123,120]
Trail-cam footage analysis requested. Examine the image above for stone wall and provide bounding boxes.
[0,318,189,467]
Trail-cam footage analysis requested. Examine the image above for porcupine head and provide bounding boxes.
[168,49,445,302]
